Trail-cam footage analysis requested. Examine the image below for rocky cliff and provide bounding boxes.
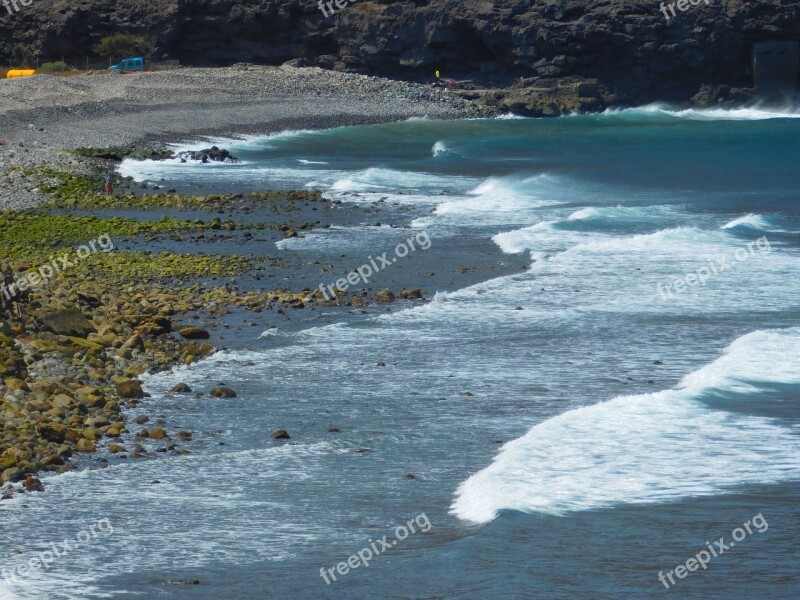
[1,0,799,114]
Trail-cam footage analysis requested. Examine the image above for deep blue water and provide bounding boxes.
[2,106,800,599]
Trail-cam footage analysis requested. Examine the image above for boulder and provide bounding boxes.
[148,428,168,440]
[116,380,144,399]
[399,289,423,300]
[37,423,80,443]
[40,309,95,337]
[210,386,237,398]
[76,439,96,452]
[22,475,45,492]
[171,383,192,393]
[271,429,291,440]
[4,377,29,391]
[179,326,210,340]
[376,290,395,303]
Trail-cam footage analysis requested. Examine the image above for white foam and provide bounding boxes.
[430,174,565,225]
[721,213,783,232]
[452,328,800,523]
[605,103,800,121]
[330,167,467,193]
[0,582,22,600]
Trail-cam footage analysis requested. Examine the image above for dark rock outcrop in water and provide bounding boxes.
[1,1,799,113]
[178,147,239,164]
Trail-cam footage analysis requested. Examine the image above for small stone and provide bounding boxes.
[171,383,192,393]
[271,429,290,440]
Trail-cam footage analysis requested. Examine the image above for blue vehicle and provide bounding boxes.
[109,57,145,73]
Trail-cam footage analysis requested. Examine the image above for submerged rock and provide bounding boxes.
[271,429,291,440]
[148,428,168,440]
[210,386,237,398]
[22,475,44,492]
[399,289,423,300]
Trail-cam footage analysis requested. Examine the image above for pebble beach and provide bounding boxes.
[0,66,493,210]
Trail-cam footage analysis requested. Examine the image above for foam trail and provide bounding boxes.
[452,328,800,523]
[605,103,800,120]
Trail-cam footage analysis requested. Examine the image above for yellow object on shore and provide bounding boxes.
[6,69,36,79]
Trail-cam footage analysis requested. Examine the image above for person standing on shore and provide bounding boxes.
[104,173,113,196]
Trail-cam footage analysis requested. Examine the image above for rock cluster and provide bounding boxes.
[177,147,239,164]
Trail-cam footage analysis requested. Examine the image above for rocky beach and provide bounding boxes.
[0,66,504,501]
[1,3,799,593]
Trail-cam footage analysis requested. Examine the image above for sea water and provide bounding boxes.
[3,106,799,599]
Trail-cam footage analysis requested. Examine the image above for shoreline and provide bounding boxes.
[0,66,495,212]
[0,70,527,498]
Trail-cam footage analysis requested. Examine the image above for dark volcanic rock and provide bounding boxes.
[177,146,239,163]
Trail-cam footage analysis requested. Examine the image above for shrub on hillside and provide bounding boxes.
[40,61,71,73]
[93,34,155,61]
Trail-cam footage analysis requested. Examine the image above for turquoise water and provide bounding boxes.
[3,106,800,599]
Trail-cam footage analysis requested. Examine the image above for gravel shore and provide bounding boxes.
[0,65,495,211]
